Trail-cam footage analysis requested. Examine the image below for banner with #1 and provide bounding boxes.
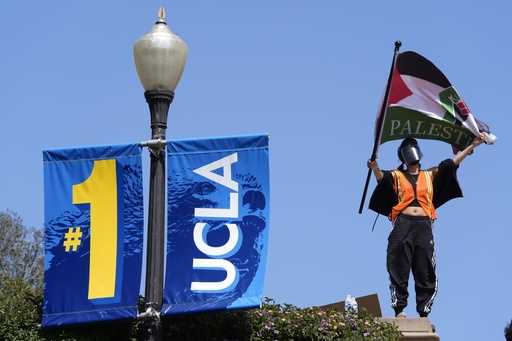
[42,144,144,327]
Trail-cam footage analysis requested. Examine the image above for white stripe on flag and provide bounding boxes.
[391,75,445,120]
[390,75,481,137]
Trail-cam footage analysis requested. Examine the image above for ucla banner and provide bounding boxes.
[42,144,144,327]
[163,135,270,315]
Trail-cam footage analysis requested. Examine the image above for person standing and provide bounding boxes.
[367,134,484,318]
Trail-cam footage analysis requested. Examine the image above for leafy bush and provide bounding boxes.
[247,298,400,341]
[0,277,42,341]
[150,298,401,340]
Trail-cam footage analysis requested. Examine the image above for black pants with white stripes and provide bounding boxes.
[387,214,437,317]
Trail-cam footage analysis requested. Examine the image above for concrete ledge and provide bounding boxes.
[380,318,440,341]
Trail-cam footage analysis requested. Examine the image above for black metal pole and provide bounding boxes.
[144,89,174,341]
[358,41,401,214]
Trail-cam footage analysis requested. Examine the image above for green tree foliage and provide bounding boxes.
[0,277,42,341]
[0,211,44,288]
[0,276,133,341]
[0,211,44,341]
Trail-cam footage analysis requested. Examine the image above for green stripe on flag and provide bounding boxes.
[381,106,473,150]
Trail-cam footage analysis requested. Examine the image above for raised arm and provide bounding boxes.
[452,133,485,166]
[367,159,384,182]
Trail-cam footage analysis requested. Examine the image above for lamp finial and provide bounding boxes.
[157,7,166,24]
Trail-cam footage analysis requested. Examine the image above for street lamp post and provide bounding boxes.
[133,7,188,341]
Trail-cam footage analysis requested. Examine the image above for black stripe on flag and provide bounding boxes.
[397,51,451,88]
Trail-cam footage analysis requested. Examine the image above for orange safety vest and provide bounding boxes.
[390,170,436,222]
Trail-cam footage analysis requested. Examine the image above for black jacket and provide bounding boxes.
[368,159,463,217]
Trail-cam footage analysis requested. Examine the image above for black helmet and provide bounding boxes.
[398,138,423,165]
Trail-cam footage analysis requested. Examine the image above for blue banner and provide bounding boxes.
[163,135,270,315]
[42,144,144,327]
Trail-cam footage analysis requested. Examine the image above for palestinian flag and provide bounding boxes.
[377,51,496,151]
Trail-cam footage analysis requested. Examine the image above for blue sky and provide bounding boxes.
[1,1,510,339]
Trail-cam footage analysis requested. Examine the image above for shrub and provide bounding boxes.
[156,298,401,341]
[0,277,42,341]
[247,298,400,341]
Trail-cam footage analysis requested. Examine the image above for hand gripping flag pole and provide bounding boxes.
[358,41,401,214]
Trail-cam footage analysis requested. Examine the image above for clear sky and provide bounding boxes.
[1,1,510,339]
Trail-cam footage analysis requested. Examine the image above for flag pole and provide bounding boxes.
[358,41,401,214]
